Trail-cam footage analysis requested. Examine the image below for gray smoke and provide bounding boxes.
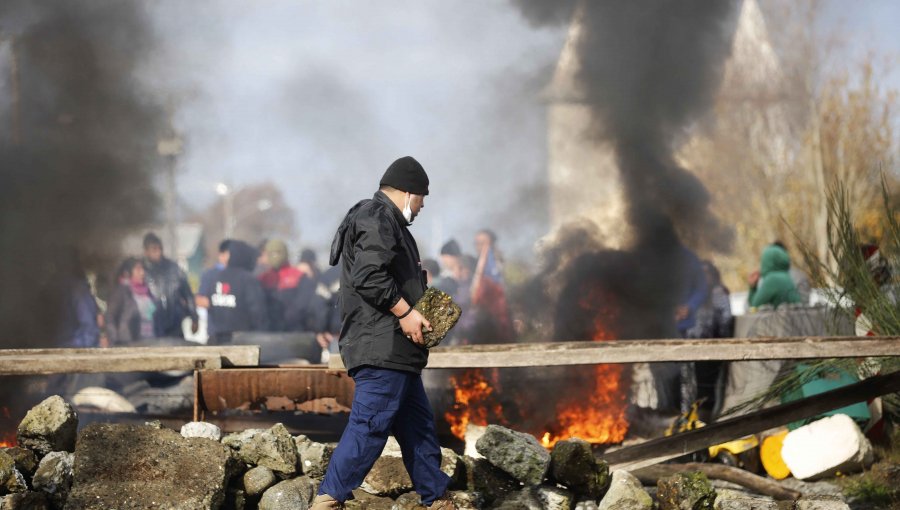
[0,1,164,346]
[512,0,738,340]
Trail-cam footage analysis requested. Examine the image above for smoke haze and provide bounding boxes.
[0,1,164,346]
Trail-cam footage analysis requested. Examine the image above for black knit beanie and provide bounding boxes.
[379,156,429,195]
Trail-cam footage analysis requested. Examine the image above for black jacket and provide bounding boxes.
[143,256,198,337]
[330,191,428,373]
[206,241,268,336]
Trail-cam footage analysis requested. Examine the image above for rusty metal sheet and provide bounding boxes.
[198,366,355,413]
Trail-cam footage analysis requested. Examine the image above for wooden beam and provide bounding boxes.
[0,346,260,375]
[603,370,900,471]
[631,463,801,500]
[328,336,900,369]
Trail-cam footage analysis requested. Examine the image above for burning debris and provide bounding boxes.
[0,396,868,509]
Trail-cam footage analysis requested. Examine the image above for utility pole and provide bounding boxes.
[157,129,183,263]
[1,35,21,145]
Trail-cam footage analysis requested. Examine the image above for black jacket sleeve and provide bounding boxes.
[349,213,401,310]
[246,277,269,332]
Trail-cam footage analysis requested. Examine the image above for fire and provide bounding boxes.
[445,369,506,440]
[445,288,630,449]
[0,431,15,448]
[0,407,15,447]
[540,291,629,448]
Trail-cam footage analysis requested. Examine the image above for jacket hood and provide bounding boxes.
[760,244,791,276]
[329,192,407,267]
[227,240,257,272]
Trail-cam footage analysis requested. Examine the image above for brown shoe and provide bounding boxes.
[428,492,458,510]
[311,494,343,510]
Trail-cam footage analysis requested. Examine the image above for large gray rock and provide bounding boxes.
[550,438,610,498]
[16,397,77,458]
[461,456,520,506]
[32,452,73,509]
[0,448,37,479]
[258,476,317,510]
[65,423,238,509]
[223,424,298,475]
[713,489,778,510]
[0,491,49,510]
[794,498,850,510]
[491,488,543,510]
[597,470,652,510]
[181,421,223,441]
[657,472,716,510]
[343,489,393,509]
[0,451,26,495]
[243,466,277,497]
[392,491,424,509]
[360,443,461,498]
[474,425,550,486]
[537,485,575,510]
[294,435,334,479]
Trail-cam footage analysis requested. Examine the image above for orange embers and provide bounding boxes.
[445,369,506,440]
[0,407,15,447]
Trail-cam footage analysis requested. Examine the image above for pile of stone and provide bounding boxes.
[0,396,854,510]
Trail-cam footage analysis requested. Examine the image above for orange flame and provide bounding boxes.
[540,291,629,448]
[0,407,15,447]
[445,369,506,440]
[446,288,629,449]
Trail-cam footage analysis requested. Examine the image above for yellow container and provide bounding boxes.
[760,429,791,480]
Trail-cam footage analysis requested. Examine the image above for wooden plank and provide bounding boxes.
[632,463,801,500]
[328,335,900,369]
[0,346,260,375]
[603,370,900,471]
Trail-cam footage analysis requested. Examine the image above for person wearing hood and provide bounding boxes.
[748,243,802,309]
[204,240,268,344]
[142,232,198,337]
[313,157,456,510]
[258,238,326,333]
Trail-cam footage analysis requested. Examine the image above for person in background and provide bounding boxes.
[52,248,101,348]
[142,232,198,337]
[298,248,322,283]
[421,258,440,286]
[438,239,462,296]
[685,260,733,418]
[204,240,268,344]
[470,228,513,343]
[197,239,231,307]
[106,258,161,345]
[773,240,811,305]
[747,243,801,309]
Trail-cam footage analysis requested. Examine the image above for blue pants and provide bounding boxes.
[318,366,450,504]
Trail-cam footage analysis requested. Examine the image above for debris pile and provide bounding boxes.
[0,396,870,509]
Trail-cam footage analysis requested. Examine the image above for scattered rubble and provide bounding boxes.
[0,396,883,509]
[475,424,550,485]
[15,396,77,458]
[182,421,224,441]
[597,470,652,510]
[31,451,73,509]
[223,423,298,475]
[656,471,716,510]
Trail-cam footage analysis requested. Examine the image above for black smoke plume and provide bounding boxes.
[0,2,164,347]
[513,0,738,341]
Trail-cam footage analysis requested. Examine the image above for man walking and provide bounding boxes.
[313,157,456,509]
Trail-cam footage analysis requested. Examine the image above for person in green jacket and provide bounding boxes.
[748,243,802,309]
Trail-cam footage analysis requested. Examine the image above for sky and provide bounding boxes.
[2,1,896,263]
[140,1,566,261]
